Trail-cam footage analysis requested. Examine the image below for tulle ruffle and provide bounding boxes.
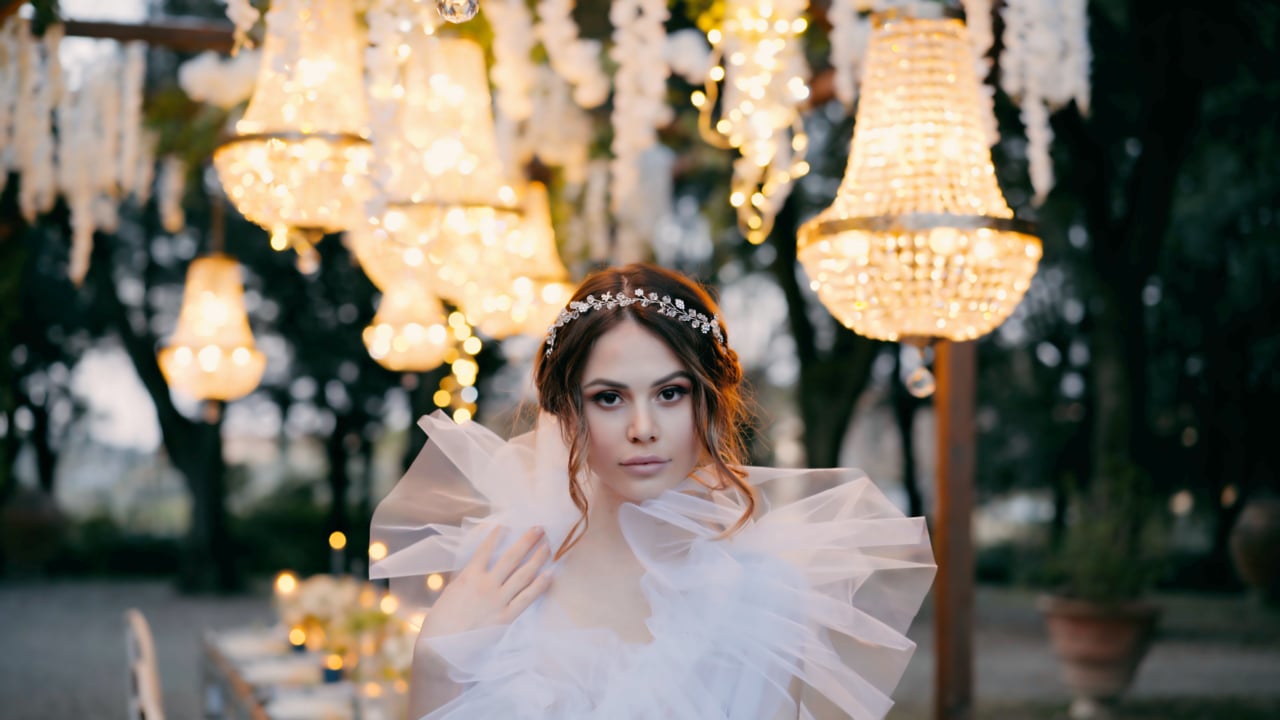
[371,411,935,720]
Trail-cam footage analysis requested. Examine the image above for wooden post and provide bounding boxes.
[933,339,976,720]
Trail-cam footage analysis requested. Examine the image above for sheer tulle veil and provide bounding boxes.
[371,410,935,719]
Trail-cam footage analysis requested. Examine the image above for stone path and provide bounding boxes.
[1,580,1277,719]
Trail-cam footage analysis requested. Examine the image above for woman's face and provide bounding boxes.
[580,317,703,505]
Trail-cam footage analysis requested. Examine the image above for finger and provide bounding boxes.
[461,526,505,576]
[500,539,551,602]
[490,527,545,582]
[506,567,554,619]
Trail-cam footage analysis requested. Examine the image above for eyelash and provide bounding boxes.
[591,386,689,407]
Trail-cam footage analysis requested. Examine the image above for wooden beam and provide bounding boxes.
[63,17,235,54]
[933,339,976,720]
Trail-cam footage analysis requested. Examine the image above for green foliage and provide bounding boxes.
[47,515,181,577]
[1048,464,1166,603]
[27,0,61,36]
[144,85,231,185]
[230,479,331,577]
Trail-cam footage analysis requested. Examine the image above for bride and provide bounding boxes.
[371,263,935,719]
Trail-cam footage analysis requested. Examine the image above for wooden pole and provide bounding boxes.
[62,18,234,54]
[933,339,976,720]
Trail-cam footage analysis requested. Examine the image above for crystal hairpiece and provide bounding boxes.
[544,289,725,356]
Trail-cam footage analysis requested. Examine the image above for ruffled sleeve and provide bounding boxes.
[623,467,935,720]
[369,410,580,617]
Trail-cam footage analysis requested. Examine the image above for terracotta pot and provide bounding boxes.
[1038,595,1160,717]
[1229,497,1280,602]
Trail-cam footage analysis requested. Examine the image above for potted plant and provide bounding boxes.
[1038,464,1165,719]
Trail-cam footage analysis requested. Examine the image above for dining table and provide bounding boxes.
[200,625,406,720]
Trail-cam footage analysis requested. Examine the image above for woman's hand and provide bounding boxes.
[419,526,554,639]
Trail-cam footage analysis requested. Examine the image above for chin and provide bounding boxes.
[598,473,687,504]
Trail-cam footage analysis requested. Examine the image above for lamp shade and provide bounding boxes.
[362,282,452,372]
[360,35,521,305]
[796,11,1041,342]
[158,255,266,401]
[461,182,576,339]
[213,0,372,242]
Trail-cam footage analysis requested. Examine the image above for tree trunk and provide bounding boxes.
[0,177,28,508]
[326,412,354,573]
[771,193,881,468]
[29,399,56,495]
[169,406,237,593]
[91,240,240,593]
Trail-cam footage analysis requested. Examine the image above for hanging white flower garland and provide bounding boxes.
[1000,0,1091,203]
[521,66,593,185]
[608,0,671,261]
[13,18,59,222]
[0,13,153,283]
[222,0,262,53]
[535,0,609,109]
[486,0,537,124]
[827,0,874,108]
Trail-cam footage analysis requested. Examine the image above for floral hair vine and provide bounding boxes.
[544,289,726,356]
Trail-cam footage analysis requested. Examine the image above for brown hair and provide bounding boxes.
[533,263,758,559]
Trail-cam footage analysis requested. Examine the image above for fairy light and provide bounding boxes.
[698,0,811,244]
[433,316,482,422]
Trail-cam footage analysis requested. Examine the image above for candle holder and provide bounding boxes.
[323,653,345,683]
[287,625,307,654]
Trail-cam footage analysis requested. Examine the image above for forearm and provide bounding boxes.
[407,635,463,720]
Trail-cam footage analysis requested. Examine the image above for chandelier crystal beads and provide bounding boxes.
[797,11,1041,342]
[213,0,373,264]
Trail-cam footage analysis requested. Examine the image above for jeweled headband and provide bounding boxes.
[544,289,726,356]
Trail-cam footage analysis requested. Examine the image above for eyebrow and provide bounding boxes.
[582,371,693,390]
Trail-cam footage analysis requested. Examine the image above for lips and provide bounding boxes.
[619,456,670,477]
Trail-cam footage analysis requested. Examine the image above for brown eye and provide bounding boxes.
[592,390,623,407]
[658,386,689,402]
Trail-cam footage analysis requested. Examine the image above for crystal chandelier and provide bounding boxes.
[362,34,521,305]
[797,10,1041,343]
[213,0,373,269]
[463,182,576,338]
[362,281,452,372]
[693,0,811,244]
[158,255,266,401]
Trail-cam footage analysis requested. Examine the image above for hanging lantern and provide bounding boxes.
[213,0,373,267]
[473,182,575,338]
[694,0,811,244]
[362,282,452,372]
[360,34,521,304]
[158,255,266,401]
[797,9,1041,343]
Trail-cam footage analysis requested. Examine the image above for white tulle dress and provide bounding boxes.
[371,411,935,720]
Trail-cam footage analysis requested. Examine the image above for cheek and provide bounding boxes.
[583,408,621,459]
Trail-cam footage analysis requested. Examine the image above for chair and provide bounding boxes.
[125,608,166,720]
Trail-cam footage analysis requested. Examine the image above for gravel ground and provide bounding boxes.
[1,580,1277,719]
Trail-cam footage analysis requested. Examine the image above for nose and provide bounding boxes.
[628,405,657,444]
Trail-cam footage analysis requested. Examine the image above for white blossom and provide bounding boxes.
[178,49,260,110]
[222,0,261,52]
[158,155,187,234]
[664,29,711,86]
[486,0,537,122]
[535,0,609,109]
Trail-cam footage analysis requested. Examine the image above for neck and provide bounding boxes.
[561,482,641,576]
